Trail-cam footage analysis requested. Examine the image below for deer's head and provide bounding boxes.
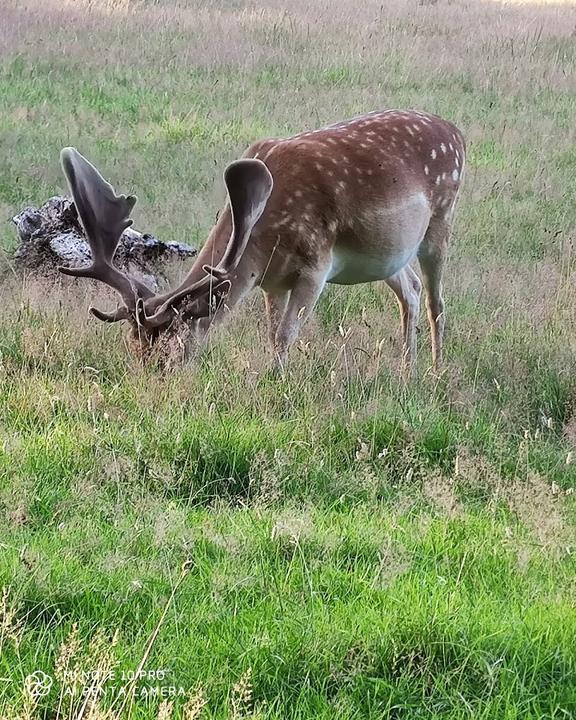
[58,148,273,354]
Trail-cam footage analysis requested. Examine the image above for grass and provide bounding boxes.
[1,0,576,717]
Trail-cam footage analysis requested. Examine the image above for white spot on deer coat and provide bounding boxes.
[431,149,437,160]
[452,169,459,181]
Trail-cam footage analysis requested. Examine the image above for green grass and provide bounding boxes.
[1,0,576,718]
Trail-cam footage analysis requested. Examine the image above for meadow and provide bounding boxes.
[1,0,576,717]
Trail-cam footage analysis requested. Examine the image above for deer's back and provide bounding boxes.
[242,110,465,287]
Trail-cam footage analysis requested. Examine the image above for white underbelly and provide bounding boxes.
[327,191,430,285]
[327,245,418,285]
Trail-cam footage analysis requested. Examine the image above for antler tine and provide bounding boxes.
[140,277,231,328]
[89,305,132,323]
[59,148,154,320]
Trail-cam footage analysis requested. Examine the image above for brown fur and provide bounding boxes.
[161,109,465,368]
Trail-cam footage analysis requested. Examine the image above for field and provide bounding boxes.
[1,0,576,717]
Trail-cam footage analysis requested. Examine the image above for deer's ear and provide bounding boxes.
[138,159,273,329]
[219,158,273,271]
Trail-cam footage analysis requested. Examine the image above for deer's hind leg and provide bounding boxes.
[417,214,450,370]
[385,265,422,372]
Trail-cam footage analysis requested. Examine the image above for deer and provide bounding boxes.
[58,109,465,371]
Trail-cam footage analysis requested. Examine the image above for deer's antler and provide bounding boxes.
[59,148,155,320]
[58,149,273,333]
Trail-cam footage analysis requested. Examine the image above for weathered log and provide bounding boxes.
[12,196,196,291]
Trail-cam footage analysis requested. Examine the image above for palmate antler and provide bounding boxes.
[59,148,155,322]
[58,148,273,332]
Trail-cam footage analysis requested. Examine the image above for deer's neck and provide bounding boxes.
[181,211,232,288]
[152,206,259,314]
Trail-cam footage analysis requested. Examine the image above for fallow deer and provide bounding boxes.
[59,109,465,369]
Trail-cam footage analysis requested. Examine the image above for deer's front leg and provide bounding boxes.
[273,269,328,367]
[263,290,289,357]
